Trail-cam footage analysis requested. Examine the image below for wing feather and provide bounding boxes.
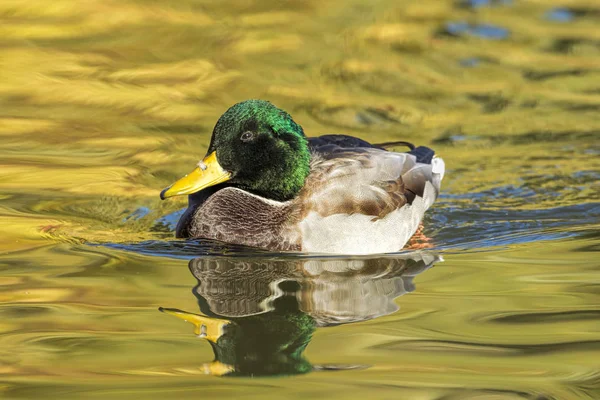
[299,148,435,219]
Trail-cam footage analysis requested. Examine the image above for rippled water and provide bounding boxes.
[1,0,599,399]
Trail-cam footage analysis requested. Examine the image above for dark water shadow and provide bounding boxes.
[159,251,440,377]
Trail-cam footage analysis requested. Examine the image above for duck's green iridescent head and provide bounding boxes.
[161,100,311,201]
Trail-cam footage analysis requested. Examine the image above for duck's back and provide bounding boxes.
[295,136,445,254]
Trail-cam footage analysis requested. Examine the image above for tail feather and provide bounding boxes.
[407,146,435,164]
[374,141,436,165]
[373,140,416,151]
[401,154,445,206]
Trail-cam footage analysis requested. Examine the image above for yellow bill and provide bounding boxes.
[158,307,231,343]
[160,151,231,199]
[202,361,235,377]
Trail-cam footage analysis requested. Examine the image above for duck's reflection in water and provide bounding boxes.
[160,252,440,377]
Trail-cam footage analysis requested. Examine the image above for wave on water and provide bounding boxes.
[102,195,600,260]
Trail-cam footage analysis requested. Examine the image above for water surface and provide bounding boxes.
[1,0,599,399]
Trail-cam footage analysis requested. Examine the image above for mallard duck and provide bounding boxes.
[160,100,445,254]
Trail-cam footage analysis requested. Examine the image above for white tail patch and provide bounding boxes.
[432,156,445,178]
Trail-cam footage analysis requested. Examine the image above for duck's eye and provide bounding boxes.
[240,131,255,142]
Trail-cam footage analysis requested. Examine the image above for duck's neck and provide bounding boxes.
[238,145,311,202]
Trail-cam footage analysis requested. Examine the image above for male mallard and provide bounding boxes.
[160,100,444,254]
